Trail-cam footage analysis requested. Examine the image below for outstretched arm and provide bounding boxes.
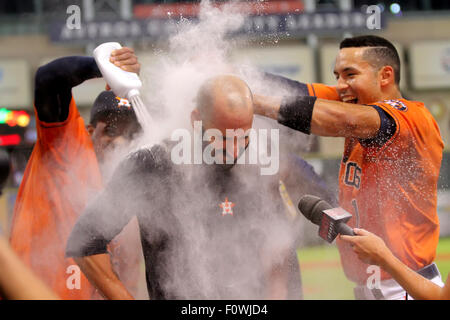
[0,236,59,300]
[340,229,450,300]
[253,73,338,122]
[254,96,381,139]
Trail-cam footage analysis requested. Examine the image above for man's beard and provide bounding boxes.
[202,140,250,171]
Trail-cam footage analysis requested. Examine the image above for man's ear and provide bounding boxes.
[190,109,201,128]
[379,65,395,87]
[86,124,95,136]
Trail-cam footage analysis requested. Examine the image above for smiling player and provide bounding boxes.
[253,35,444,300]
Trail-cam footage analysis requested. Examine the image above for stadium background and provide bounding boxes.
[0,0,449,299]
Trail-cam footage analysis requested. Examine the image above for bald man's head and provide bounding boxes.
[192,75,254,164]
[194,75,254,131]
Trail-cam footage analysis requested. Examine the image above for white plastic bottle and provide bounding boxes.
[93,42,142,100]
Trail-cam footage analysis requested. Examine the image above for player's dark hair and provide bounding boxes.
[340,35,401,85]
[89,91,141,140]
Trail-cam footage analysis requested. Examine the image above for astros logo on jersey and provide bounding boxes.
[115,97,131,108]
[219,197,235,216]
[384,99,408,112]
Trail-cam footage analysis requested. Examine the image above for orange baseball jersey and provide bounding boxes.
[9,97,102,299]
[307,83,340,101]
[304,83,443,283]
[335,99,443,284]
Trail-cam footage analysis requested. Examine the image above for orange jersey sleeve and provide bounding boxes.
[307,83,340,101]
[336,99,443,284]
[9,97,103,299]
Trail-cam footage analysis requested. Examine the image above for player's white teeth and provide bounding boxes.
[343,97,357,103]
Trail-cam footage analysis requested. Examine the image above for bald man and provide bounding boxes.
[192,75,254,165]
[65,75,305,299]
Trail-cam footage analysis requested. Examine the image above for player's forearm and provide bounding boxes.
[74,254,134,300]
[254,94,380,138]
[253,94,282,120]
[381,252,444,300]
[0,237,58,300]
[273,96,380,138]
[261,73,311,96]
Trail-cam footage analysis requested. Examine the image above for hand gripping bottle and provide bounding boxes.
[93,42,142,100]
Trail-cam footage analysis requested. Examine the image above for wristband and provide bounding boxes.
[277,96,317,134]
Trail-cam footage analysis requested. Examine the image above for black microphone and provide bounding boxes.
[298,195,355,243]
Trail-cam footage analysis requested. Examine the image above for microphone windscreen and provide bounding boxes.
[298,195,332,225]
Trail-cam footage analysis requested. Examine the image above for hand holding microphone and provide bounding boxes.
[297,195,355,243]
[340,228,393,267]
[298,195,387,265]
